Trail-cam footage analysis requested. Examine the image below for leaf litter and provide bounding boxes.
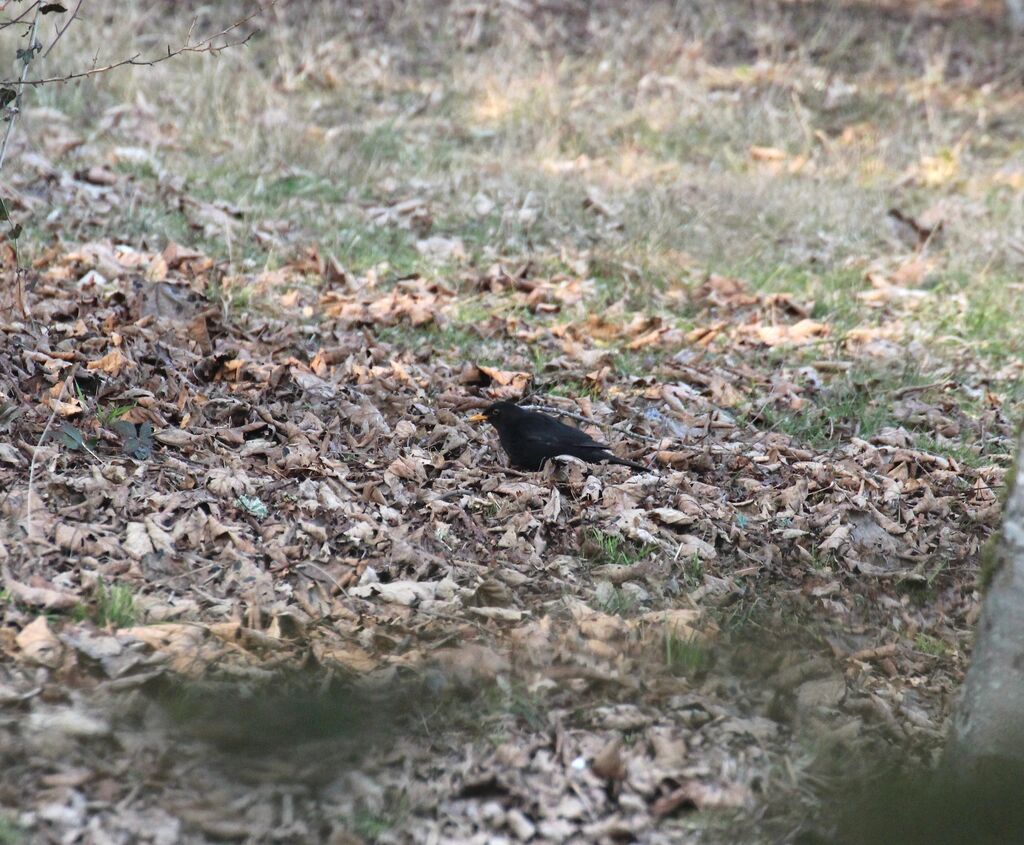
[0,220,1013,842]
[0,5,1021,841]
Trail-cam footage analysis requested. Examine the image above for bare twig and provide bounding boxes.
[298,561,348,597]
[25,371,73,540]
[2,8,261,87]
[41,0,84,59]
[890,379,957,399]
[607,419,664,444]
[0,1,40,32]
[0,4,41,173]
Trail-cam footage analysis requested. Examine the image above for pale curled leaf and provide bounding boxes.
[124,522,154,559]
[86,349,130,376]
[385,455,427,483]
[16,616,64,667]
[153,428,195,447]
[3,566,78,610]
[349,578,458,606]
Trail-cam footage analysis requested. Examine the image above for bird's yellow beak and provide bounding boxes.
[468,413,487,423]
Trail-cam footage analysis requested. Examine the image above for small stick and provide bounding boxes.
[890,379,956,399]
[2,7,263,87]
[0,5,41,173]
[41,0,84,59]
[26,372,73,540]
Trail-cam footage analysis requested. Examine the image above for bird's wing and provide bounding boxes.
[519,416,608,450]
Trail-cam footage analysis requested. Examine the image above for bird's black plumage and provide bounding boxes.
[472,401,646,472]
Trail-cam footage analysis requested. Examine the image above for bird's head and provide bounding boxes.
[468,401,520,426]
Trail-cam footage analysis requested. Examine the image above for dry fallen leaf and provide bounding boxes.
[124,522,155,560]
[749,145,786,162]
[2,567,79,610]
[415,236,466,263]
[651,779,751,816]
[638,609,703,641]
[591,736,626,780]
[461,364,532,397]
[740,319,829,346]
[48,396,83,416]
[16,616,64,667]
[86,349,131,376]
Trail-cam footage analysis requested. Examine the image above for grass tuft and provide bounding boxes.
[665,631,713,677]
[75,581,138,629]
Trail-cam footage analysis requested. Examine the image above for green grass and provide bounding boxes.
[333,225,423,276]
[742,266,873,333]
[101,197,194,255]
[748,358,1016,458]
[449,680,549,735]
[680,555,704,590]
[432,210,503,256]
[545,378,601,400]
[351,794,410,841]
[96,403,136,427]
[0,816,22,845]
[913,633,949,657]
[97,582,138,628]
[449,298,500,328]
[15,1,1018,399]
[610,347,674,378]
[372,322,495,362]
[583,530,655,568]
[503,686,548,732]
[596,586,639,617]
[111,158,429,275]
[352,808,392,840]
[750,364,931,447]
[808,550,833,572]
[754,392,890,448]
[922,270,1024,366]
[113,158,161,181]
[912,434,990,468]
[665,631,713,677]
[75,581,138,629]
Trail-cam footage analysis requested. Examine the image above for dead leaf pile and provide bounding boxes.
[0,224,1013,841]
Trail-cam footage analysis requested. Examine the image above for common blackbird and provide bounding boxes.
[470,401,646,472]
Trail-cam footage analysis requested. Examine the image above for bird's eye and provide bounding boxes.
[492,409,500,416]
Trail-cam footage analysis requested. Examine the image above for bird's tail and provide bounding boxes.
[608,456,649,472]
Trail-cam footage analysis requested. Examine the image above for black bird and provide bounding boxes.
[469,401,646,472]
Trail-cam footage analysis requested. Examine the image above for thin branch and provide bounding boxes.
[0,5,40,173]
[0,1,40,32]
[41,0,83,59]
[2,8,261,87]
[298,561,348,597]
[25,371,72,540]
